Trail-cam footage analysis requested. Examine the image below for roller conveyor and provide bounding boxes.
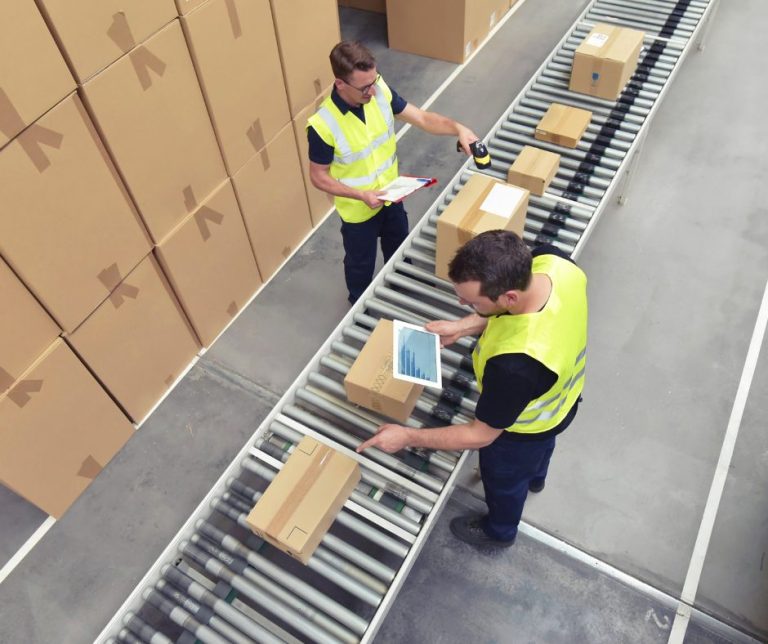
[97,1,718,641]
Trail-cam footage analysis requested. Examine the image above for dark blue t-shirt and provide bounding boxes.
[307,85,407,165]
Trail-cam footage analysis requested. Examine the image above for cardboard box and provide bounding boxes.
[435,174,529,280]
[570,24,645,100]
[0,94,151,333]
[232,123,313,282]
[344,319,424,423]
[67,255,200,423]
[292,85,336,226]
[0,0,75,148]
[246,436,360,564]
[534,103,592,149]
[269,0,340,117]
[80,20,227,243]
[174,0,209,16]
[0,339,134,518]
[386,0,494,64]
[35,0,176,83]
[155,180,262,347]
[341,0,386,12]
[182,0,290,175]
[507,145,560,196]
[0,258,60,395]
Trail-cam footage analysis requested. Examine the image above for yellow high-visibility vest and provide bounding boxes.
[307,77,399,223]
[472,254,588,434]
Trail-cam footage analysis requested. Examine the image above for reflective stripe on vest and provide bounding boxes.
[307,78,399,223]
[472,254,588,434]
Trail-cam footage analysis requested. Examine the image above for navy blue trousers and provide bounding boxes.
[479,436,556,541]
[340,202,408,303]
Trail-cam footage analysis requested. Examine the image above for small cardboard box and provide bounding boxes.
[569,23,645,100]
[0,339,134,518]
[246,436,360,564]
[344,319,424,423]
[507,146,560,196]
[534,103,592,149]
[435,174,529,280]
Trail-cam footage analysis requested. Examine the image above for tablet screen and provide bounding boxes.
[392,320,443,388]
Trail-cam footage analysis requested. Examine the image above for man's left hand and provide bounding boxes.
[357,424,410,453]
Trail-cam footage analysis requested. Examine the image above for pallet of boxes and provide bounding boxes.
[0,0,341,518]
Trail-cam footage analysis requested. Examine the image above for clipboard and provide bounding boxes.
[379,175,438,204]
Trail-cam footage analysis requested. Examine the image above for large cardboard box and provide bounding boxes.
[534,103,592,149]
[0,94,151,333]
[269,0,340,117]
[182,0,290,176]
[0,0,75,148]
[174,0,209,16]
[35,0,176,83]
[81,20,227,243]
[507,146,560,197]
[0,259,60,395]
[67,255,200,423]
[155,180,262,347]
[0,339,134,518]
[344,319,424,423]
[340,0,386,12]
[246,436,360,564]
[232,123,313,282]
[386,0,494,64]
[292,85,336,226]
[570,24,645,100]
[435,174,529,280]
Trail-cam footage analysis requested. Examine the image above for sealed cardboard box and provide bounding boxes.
[0,339,134,518]
[232,123,313,282]
[246,436,360,564]
[35,0,176,83]
[534,103,592,149]
[0,94,151,333]
[0,0,75,148]
[292,85,336,226]
[81,20,226,243]
[182,0,290,175]
[67,255,200,423]
[155,180,262,347]
[174,0,209,16]
[435,174,529,280]
[0,258,60,395]
[570,24,645,100]
[344,319,423,423]
[507,145,560,196]
[269,0,340,117]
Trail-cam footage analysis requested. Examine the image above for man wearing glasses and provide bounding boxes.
[308,40,480,305]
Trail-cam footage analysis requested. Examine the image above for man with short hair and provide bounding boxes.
[357,231,588,549]
[308,40,479,304]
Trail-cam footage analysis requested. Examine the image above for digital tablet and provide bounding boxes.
[391,320,443,389]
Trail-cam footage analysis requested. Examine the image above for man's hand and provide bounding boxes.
[425,319,465,347]
[457,125,479,156]
[360,190,386,209]
[357,424,410,453]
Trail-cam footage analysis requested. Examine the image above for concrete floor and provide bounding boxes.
[2,0,767,642]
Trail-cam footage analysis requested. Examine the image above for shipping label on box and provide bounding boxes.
[569,23,644,100]
[246,436,360,564]
[344,319,424,423]
[435,173,529,280]
[507,145,560,197]
[534,103,592,149]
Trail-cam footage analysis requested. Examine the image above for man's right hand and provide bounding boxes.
[425,319,465,348]
[360,190,386,209]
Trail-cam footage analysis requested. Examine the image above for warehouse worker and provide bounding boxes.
[308,40,480,304]
[357,231,588,548]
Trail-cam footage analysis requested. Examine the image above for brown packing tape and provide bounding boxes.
[97,262,124,292]
[225,0,242,39]
[281,245,291,259]
[97,263,140,307]
[260,146,271,172]
[183,186,198,212]
[0,366,15,392]
[246,119,265,152]
[164,374,175,386]
[129,46,167,91]
[194,206,225,241]
[7,379,43,408]
[0,88,26,142]
[19,123,64,173]
[265,443,332,538]
[108,281,140,308]
[106,12,137,53]
[313,78,322,96]
[226,301,238,317]
[77,455,103,480]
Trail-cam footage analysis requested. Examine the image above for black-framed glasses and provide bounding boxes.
[342,73,380,95]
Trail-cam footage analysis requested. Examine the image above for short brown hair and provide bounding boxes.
[329,41,376,80]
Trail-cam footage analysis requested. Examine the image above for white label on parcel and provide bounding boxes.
[479,184,526,219]
[586,32,609,48]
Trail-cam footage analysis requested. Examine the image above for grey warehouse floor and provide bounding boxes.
[2,0,767,642]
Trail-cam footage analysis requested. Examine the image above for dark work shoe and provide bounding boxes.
[449,515,516,548]
[529,478,546,493]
